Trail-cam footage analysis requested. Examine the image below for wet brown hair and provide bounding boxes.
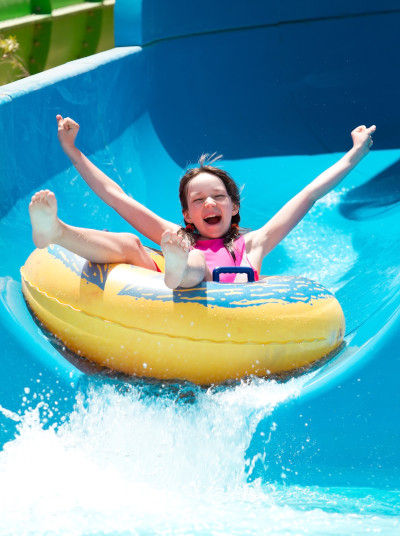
[178,154,241,261]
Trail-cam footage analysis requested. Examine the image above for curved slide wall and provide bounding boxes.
[0,2,400,486]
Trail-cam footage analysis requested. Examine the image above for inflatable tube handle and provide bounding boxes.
[212,267,255,282]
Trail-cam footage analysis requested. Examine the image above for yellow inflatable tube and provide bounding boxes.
[21,245,345,385]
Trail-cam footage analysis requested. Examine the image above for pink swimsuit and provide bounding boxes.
[194,235,259,283]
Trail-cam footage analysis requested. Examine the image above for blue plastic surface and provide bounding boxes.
[212,267,255,282]
[0,1,399,487]
[115,0,400,46]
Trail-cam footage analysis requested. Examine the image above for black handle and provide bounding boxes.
[212,266,255,282]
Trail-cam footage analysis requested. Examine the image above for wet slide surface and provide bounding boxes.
[0,0,400,492]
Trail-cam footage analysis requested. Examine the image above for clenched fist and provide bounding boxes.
[351,124,376,155]
[56,114,80,153]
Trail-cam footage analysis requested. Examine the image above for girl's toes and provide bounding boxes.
[161,230,171,242]
[180,238,190,252]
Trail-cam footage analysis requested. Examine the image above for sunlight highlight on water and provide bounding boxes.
[284,188,358,292]
[0,378,399,535]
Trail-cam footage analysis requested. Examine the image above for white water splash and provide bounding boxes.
[0,378,398,536]
[0,404,21,422]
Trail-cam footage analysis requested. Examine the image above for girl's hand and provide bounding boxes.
[56,114,79,152]
[351,124,376,155]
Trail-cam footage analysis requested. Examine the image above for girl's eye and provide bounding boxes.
[193,198,204,203]
[215,195,226,200]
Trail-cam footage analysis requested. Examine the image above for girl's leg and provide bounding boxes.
[161,230,211,289]
[29,190,157,269]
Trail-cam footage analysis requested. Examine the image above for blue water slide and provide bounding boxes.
[1,1,400,487]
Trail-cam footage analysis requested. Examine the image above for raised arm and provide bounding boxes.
[246,125,376,265]
[57,115,179,245]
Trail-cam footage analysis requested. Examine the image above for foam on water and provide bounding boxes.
[0,378,399,536]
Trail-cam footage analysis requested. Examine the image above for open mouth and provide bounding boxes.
[203,216,222,225]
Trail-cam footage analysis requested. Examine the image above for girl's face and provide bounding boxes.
[183,172,239,239]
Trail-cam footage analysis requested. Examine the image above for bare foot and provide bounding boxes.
[161,230,191,288]
[29,190,62,248]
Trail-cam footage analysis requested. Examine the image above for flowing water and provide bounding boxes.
[0,378,399,536]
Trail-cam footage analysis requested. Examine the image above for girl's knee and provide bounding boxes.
[119,233,144,257]
[122,233,142,250]
[120,233,155,268]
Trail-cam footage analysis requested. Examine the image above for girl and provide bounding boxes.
[29,115,375,288]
